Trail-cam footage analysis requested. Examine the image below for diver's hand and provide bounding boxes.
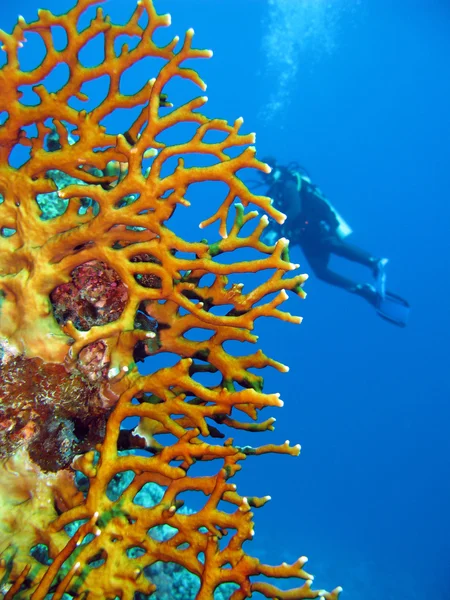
[319,220,331,234]
[262,230,278,245]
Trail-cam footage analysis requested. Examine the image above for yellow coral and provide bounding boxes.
[0,1,341,599]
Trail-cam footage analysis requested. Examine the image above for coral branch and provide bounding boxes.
[0,1,340,599]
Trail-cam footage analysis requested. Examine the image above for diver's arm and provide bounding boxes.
[283,179,302,219]
[323,201,340,231]
[311,188,339,231]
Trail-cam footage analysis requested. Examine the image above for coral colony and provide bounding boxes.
[0,1,342,598]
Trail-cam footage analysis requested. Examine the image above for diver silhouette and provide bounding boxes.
[259,158,409,326]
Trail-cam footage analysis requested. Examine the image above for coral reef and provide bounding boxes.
[0,0,342,598]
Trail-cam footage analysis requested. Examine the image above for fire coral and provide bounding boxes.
[0,1,342,599]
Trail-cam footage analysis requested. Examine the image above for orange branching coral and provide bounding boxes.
[0,1,342,599]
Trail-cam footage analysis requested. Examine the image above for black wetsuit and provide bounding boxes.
[268,169,376,292]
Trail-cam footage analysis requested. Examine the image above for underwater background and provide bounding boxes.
[1,0,449,598]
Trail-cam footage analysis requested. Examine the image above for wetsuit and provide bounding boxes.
[268,169,377,294]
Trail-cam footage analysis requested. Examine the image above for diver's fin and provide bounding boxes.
[376,258,389,299]
[376,291,410,327]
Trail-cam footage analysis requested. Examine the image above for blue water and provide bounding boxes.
[2,0,449,598]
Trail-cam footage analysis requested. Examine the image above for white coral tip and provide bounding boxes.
[108,366,120,379]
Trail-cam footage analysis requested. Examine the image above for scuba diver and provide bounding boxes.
[259,158,409,327]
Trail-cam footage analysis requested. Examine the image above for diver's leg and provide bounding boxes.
[325,236,376,269]
[304,245,380,306]
[304,248,357,291]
